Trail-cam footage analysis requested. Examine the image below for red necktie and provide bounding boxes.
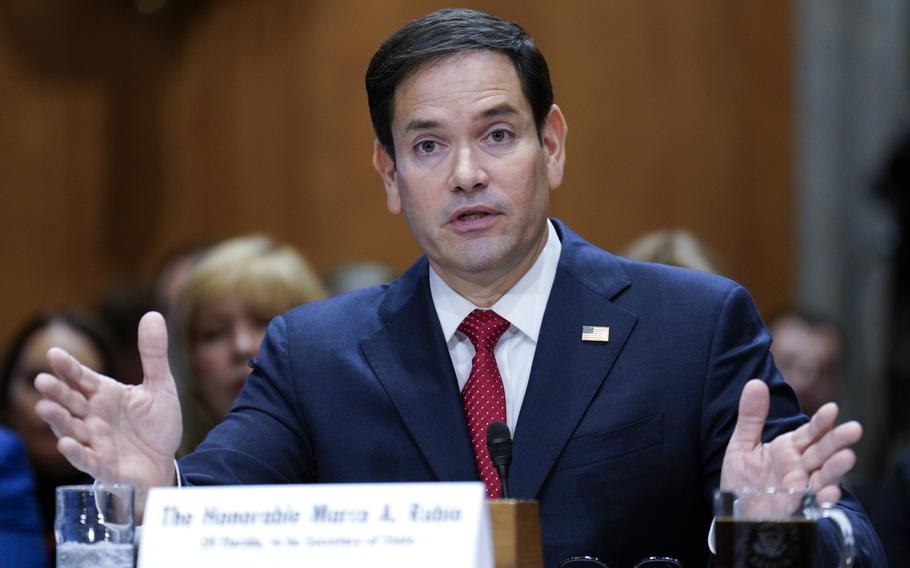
[459,308,510,499]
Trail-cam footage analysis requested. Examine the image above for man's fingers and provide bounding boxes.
[790,402,839,452]
[800,420,862,472]
[728,379,770,451]
[816,484,844,505]
[809,448,857,493]
[33,399,67,439]
[46,347,100,396]
[57,437,98,477]
[34,372,89,418]
[34,400,91,445]
[137,312,172,389]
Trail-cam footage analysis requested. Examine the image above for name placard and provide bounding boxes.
[138,482,492,568]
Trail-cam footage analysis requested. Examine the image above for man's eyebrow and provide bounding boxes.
[404,118,440,133]
[479,103,519,120]
[403,103,520,133]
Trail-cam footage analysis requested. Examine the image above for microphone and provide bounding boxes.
[486,421,513,499]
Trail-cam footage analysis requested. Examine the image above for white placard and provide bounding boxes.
[138,482,492,568]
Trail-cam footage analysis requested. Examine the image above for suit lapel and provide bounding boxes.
[359,259,477,482]
[358,221,639,492]
[510,221,639,498]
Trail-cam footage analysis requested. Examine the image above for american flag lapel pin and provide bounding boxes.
[581,325,610,343]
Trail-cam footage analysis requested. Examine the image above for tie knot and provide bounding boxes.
[458,309,510,352]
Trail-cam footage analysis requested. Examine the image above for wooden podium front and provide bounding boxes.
[489,499,544,568]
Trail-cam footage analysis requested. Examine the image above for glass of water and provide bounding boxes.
[55,484,135,568]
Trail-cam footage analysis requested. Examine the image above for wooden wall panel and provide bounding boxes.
[0,0,793,349]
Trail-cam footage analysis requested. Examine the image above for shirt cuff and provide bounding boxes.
[707,517,716,554]
[174,459,182,487]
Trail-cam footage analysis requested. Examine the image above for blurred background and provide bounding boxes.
[0,0,907,484]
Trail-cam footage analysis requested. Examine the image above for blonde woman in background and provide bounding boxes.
[170,235,327,455]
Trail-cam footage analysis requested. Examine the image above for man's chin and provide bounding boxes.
[438,242,510,274]
[437,252,543,293]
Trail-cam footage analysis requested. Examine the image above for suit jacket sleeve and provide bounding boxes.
[178,315,317,485]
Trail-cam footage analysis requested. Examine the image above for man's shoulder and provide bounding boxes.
[554,220,739,303]
[281,282,391,332]
[618,255,738,297]
[274,257,429,343]
[256,286,390,356]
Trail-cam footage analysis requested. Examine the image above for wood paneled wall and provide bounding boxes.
[0,0,793,349]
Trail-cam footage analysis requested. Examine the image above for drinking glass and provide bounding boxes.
[55,484,135,568]
[713,487,854,568]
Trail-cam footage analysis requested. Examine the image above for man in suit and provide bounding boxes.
[34,9,883,567]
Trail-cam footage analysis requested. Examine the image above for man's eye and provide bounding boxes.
[490,130,508,142]
[417,140,437,153]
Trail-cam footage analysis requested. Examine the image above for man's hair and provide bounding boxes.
[365,8,553,160]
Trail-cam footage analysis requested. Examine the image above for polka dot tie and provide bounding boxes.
[459,308,510,499]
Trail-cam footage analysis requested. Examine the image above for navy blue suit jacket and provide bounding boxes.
[180,220,883,567]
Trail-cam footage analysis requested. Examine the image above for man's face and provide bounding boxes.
[373,51,566,295]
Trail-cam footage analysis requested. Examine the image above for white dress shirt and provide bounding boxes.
[429,220,561,435]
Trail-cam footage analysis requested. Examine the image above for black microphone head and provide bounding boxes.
[486,421,512,467]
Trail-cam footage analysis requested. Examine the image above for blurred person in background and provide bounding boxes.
[768,310,845,417]
[153,240,214,317]
[169,235,327,455]
[0,426,46,568]
[622,228,722,274]
[97,241,214,385]
[0,311,115,558]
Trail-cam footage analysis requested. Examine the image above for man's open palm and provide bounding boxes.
[721,379,861,504]
[34,312,182,492]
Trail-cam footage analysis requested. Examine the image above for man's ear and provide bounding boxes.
[372,139,401,215]
[541,104,568,190]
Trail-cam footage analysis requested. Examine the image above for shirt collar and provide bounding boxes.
[430,219,562,343]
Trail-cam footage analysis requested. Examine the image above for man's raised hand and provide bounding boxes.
[721,379,862,503]
[33,312,183,494]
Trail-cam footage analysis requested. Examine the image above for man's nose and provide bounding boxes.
[449,146,488,193]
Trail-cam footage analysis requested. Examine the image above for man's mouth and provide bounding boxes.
[449,206,499,226]
[458,211,490,222]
